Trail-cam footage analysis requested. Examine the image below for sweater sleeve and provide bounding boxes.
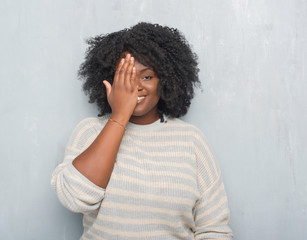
[193,130,233,239]
[50,118,105,213]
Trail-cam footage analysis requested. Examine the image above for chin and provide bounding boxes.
[132,106,147,116]
[131,111,148,117]
[131,106,159,118]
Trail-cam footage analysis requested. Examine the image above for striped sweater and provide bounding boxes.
[51,116,233,239]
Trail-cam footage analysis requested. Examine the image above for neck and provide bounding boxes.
[129,109,160,125]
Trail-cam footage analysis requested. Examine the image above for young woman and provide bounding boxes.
[51,22,233,240]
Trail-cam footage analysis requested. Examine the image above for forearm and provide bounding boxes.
[73,54,137,189]
[72,114,129,188]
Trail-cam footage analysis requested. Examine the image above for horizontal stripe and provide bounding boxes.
[102,201,193,219]
[117,161,196,182]
[83,224,107,240]
[127,130,204,138]
[131,140,195,148]
[196,197,228,222]
[120,144,195,159]
[111,174,199,196]
[63,155,77,161]
[198,182,225,210]
[106,186,196,206]
[117,153,196,173]
[199,208,231,227]
[84,222,190,239]
[93,215,190,228]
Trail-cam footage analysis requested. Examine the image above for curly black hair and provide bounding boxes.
[78,22,200,120]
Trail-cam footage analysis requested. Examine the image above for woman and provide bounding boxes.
[51,22,233,239]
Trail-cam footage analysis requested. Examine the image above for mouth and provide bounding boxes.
[137,96,146,104]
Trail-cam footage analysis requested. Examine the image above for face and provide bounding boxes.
[129,59,160,125]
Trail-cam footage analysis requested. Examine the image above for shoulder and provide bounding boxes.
[73,115,109,131]
[166,118,214,155]
[68,115,109,140]
[165,117,206,140]
[66,116,109,149]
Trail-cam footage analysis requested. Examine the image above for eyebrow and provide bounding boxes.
[140,67,154,73]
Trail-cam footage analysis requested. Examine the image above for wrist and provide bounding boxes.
[110,113,130,126]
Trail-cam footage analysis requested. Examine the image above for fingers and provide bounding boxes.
[104,54,137,116]
[130,66,136,89]
[114,53,135,91]
[113,58,125,83]
[103,80,112,97]
[124,56,135,89]
[118,54,131,85]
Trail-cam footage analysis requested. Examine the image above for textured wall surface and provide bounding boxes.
[1,0,306,239]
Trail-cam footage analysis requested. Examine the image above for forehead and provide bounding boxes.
[121,51,153,72]
[134,60,153,72]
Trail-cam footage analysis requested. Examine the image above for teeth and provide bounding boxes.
[137,96,145,103]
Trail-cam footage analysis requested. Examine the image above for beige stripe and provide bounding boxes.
[192,132,216,164]
[55,162,68,170]
[132,140,194,147]
[126,122,198,134]
[83,214,95,224]
[106,186,196,206]
[83,224,108,240]
[197,174,209,192]
[195,145,215,183]
[118,161,196,182]
[198,181,224,210]
[198,208,230,227]
[102,201,193,219]
[71,121,99,149]
[64,155,78,162]
[120,144,195,159]
[55,177,75,211]
[196,236,231,240]
[65,146,82,154]
[196,196,228,221]
[95,215,190,228]
[127,130,202,137]
[117,153,196,173]
[86,222,189,239]
[66,167,103,197]
[111,174,199,196]
[163,122,196,128]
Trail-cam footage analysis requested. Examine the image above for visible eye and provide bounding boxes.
[143,76,153,80]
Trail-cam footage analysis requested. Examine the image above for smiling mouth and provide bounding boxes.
[137,96,146,103]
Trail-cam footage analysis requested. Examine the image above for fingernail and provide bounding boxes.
[131,57,134,62]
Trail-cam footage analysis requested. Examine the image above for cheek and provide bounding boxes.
[152,86,159,96]
[145,80,160,96]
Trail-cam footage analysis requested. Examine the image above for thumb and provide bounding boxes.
[103,80,112,97]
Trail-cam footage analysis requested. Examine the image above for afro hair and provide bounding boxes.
[78,22,200,120]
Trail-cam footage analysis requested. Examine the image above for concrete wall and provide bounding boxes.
[1,0,306,239]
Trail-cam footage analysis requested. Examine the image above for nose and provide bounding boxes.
[137,82,143,91]
[135,76,143,91]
